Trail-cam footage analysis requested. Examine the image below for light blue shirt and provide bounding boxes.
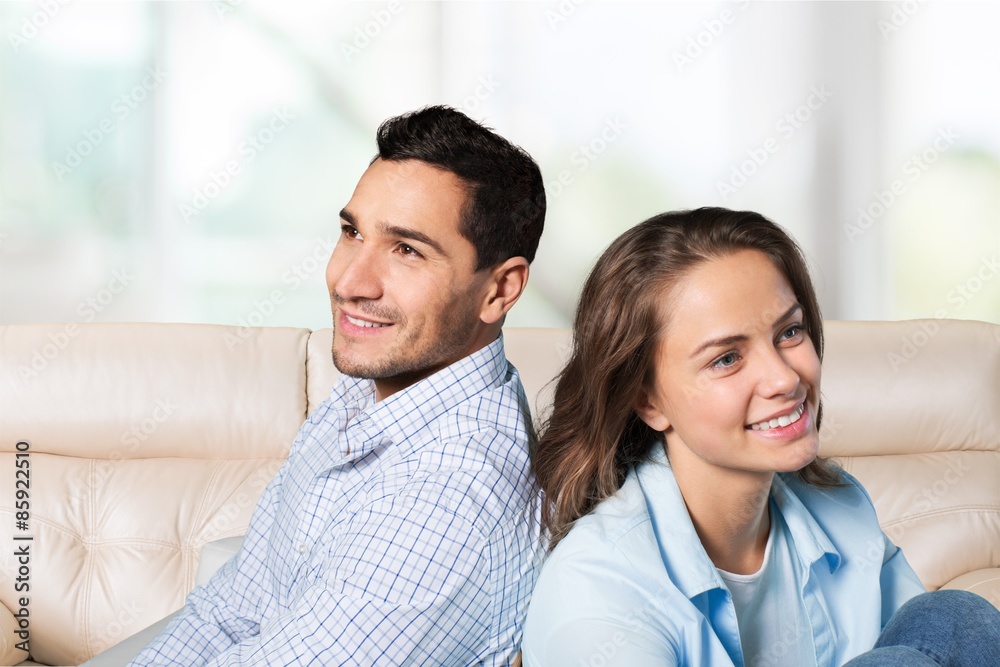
[522,445,925,667]
[132,335,543,666]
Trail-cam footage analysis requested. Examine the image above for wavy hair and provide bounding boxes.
[533,207,842,548]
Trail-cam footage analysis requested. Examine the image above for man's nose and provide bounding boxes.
[329,246,383,302]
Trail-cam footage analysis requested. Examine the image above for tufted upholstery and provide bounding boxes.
[0,319,997,665]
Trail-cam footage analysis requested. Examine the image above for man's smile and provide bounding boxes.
[344,313,390,328]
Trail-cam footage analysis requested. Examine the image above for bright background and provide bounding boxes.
[1,0,998,330]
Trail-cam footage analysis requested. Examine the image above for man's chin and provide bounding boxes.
[331,340,368,378]
[331,344,408,381]
[331,349,374,379]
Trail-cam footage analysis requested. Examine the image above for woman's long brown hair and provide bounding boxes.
[532,208,842,549]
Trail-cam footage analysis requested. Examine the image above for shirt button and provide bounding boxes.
[298,543,307,554]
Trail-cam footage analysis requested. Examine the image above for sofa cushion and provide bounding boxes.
[0,323,307,664]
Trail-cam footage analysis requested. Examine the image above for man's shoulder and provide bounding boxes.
[409,352,532,462]
[405,422,535,527]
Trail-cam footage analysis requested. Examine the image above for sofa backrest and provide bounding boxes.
[0,323,307,665]
[1,319,997,665]
[817,320,999,598]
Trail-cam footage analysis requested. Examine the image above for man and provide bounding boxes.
[130,106,546,665]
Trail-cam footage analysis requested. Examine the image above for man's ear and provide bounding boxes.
[479,257,529,325]
[634,387,671,432]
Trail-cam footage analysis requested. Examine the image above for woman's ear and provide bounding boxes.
[634,387,670,432]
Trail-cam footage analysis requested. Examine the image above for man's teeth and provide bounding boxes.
[346,315,388,328]
[750,404,805,431]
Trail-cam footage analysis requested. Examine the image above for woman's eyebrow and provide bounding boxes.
[689,304,803,359]
[690,334,748,359]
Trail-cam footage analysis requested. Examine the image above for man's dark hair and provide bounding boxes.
[375,105,546,271]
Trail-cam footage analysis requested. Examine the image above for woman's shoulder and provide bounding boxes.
[523,473,689,664]
[777,468,874,508]
[527,464,691,612]
[550,468,661,567]
[774,468,885,540]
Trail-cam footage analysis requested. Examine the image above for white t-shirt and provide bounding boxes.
[718,503,817,666]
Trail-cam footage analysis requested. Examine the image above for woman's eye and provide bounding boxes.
[780,324,804,341]
[714,352,739,368]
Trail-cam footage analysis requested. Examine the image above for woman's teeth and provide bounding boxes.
[749,404,805,431]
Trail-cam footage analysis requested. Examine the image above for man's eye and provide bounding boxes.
[340,225,361,239]
[398,243,421,257]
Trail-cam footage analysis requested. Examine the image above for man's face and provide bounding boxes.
[327,158,493,400]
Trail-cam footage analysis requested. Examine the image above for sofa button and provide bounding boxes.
[298,543,307,554]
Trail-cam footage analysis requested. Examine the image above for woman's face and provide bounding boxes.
[635,249,821,479]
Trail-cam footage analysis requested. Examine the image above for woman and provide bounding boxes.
[521,208,999,666]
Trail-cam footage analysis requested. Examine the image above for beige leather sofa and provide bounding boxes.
[1,319,998,666]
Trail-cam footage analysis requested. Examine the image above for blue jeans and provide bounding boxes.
[844,589,1000,666]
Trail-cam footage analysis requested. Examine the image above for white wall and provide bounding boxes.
[1,0,997,329]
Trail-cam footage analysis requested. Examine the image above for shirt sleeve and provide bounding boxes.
[878,532,926,628]
[521,529,678,667]
[838,471,927,629]
[127,461,287,666]
[203,469,500,666]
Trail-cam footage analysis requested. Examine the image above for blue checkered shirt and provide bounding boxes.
[131,335,542,666]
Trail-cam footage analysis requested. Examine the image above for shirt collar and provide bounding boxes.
[771,473,842,573]
[634,444,842,603]
[634,444,723,601]
[330,334,509,461]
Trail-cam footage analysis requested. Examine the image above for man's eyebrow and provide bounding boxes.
[689,304,803,359]
[338,209,355,225]
[380,223,446,256]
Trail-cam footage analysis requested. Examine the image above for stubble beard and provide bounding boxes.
[331,296,482,383]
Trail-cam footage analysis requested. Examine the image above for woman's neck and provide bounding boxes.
[668,446,773,575]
